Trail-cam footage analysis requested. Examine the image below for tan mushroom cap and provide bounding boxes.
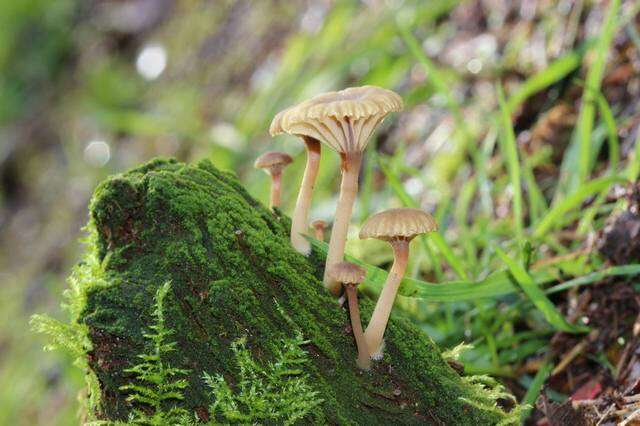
[310,219,327,229]
[254,151,293,171]
[327,261,366,285]
[269,86,403,154]
[359,208,438,241]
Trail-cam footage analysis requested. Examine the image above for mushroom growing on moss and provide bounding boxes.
[271,114,321,255]
[310,219,328,241]
[254,151,293,209]
[272,86,403,295]
[328,261,370,370]
[359,208,437,359]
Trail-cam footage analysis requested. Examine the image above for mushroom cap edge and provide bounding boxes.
[359,208,438,241]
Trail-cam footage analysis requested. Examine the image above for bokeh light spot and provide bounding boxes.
[136,43,167,80]
[84,140,111,167]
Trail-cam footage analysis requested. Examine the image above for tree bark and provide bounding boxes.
[80,157,510,425]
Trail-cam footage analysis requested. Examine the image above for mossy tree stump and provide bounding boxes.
[79,158,512,424]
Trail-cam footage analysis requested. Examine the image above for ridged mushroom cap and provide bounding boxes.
[359,208,438,241]
[269,86,403,154]
[254,151,293,173]
[327,261,366,285]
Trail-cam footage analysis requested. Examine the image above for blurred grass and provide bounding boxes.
[495,246,588,333]
[1,0,639,424]
[497,85,524,244]
[575,0,620,187]
[533,175,626,238]
[520,360,554,420]
[506,49,584,113]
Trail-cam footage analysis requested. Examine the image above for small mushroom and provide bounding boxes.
[254,151,293,209]
[310,219,328,241]
[359,208,437,359]
[272,86,403,295]
[328,261,370,370]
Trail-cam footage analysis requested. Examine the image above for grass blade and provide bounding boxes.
[495,247,588,333]
[397,18,482,169]
[497,85,524,243]
[506,50,583,113]
[627,130,640,181]
[546,264,640,294]
[533,175,627,238]
[308,240,637,306]
[308,238,556,302]
[575,0,620,186]
[521,361,554,421]
[429,233,468,280]
[396,21,466,135]
[523,155,548,225]
[575,90,619,234]
[596,92,620,174]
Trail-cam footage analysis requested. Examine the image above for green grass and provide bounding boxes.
[575,0,620,187]
[533,175,626,238]
[496,85,524,244]
[505,49,584,113]
[546,264,640,294]
[627,130,640,181]
[596,91,620,174]
[520,361,554,420]
[495,247,588,333]
[397,19,469,140]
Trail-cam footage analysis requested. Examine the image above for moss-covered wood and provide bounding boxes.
[80,157,512,424]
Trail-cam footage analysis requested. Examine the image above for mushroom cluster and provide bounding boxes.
[263,87,439,367]
[359,208,437,359]
[269,85,403,294]
[324,209,437,367]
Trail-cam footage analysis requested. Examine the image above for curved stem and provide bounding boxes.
[364,239,409,357]
[323,152,363,295]
[346,284,370,370]
[290,137,321,255]
[270,171,282,209]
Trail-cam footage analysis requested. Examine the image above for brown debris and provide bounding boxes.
[526,103,577,162]
[598,211,640,265]
[539,395,589,426]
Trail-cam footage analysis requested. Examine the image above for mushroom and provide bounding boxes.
[328,261,370,370]
[310,219,328,241]
[271,86,403,295]
[254,151,293,209]
[359,208,437,359]
[271,115,321,256]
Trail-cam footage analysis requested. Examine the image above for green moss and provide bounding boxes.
[70,157,511,424]
[204,332,323,424]
[120,282,190,425]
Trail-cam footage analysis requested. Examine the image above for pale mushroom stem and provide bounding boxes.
[290,137,321,255]
[270,170,282,209]
[323,152,363,295]
[364,239,409,358]
[313,225,325,241]
[345,284,371,370]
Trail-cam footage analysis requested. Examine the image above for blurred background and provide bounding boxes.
[1,0,640,424]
